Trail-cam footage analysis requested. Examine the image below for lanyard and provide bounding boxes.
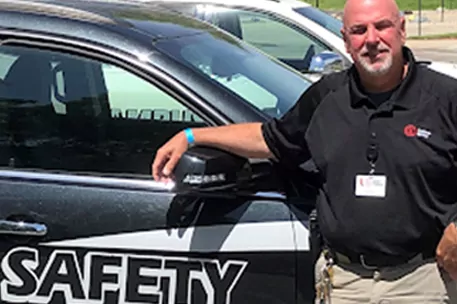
[366,142,378,174]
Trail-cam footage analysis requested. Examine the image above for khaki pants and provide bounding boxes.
[315,252,457,304]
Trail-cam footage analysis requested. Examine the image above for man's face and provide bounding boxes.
[341,2,406,76]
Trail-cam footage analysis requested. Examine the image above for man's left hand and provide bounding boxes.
[436,222,457,280]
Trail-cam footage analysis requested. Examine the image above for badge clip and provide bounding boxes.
[369,161,376,175]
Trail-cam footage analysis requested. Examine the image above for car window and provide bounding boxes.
[189,5,334,74]
[154,30,311,118]
[293,6,343,38]
[0,45,208,176]
[179,41,278,111]
[236,10,329,59]
[102,65,204,123]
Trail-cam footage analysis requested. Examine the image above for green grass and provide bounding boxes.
[301,0,457,10]
[408,31,457,38]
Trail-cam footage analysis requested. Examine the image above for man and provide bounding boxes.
[152,0,457,302]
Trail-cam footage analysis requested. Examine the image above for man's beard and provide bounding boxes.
[356,44,393,76]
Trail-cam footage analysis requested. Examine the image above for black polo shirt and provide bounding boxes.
[262,47,457,259]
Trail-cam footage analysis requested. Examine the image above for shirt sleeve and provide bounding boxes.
[446,210,457,226]
[261,79,328,168]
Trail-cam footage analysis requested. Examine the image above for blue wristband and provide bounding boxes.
[184,128,195,146]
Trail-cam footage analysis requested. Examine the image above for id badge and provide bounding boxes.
[355,175,386,197]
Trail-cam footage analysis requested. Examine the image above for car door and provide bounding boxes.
[0,38,305,304]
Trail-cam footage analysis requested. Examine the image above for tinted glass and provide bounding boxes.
[236,10,328,59]
[209,9,332,75]
[0,45,208,176]
[154,32,312,117]
[294,6,343,38]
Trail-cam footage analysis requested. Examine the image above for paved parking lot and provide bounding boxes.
[403,9,457,62]
[406,39,457,63]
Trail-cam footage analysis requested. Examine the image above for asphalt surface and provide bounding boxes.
[398,10,457,63]
[406,39,457,63]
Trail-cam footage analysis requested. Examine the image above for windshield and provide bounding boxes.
[294,6,343,38]
[153,31,312,118]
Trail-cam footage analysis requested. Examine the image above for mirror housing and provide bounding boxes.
[172,146,253,192]
[309,51,345,74]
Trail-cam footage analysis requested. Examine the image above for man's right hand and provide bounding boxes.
[152,130,188,182]
[151,123,272,182]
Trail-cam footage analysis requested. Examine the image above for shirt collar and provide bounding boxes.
[349,46,418,109]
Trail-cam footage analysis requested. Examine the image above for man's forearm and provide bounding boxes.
[191,123,274,159]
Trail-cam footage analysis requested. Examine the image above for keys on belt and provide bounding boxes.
[317,250,334,304]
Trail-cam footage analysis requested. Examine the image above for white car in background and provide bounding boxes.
[146,0,457,79]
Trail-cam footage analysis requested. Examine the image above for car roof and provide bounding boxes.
[0,0,220,40]
[128,0,310,12]
[265,0,311,8]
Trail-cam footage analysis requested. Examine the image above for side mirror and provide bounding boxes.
[172,146,253,192]
[308,51,345,74]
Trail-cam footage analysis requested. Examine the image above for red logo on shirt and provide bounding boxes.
[404,124,417,137]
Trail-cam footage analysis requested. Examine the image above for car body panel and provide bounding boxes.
[0,170,307,304]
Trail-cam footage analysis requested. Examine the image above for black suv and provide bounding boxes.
[0,0,319,303]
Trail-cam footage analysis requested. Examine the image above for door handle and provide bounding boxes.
[0,220,47,236]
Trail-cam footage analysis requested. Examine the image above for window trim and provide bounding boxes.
[0,169,175,192]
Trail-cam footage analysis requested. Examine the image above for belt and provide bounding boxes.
[327,248,435,270]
